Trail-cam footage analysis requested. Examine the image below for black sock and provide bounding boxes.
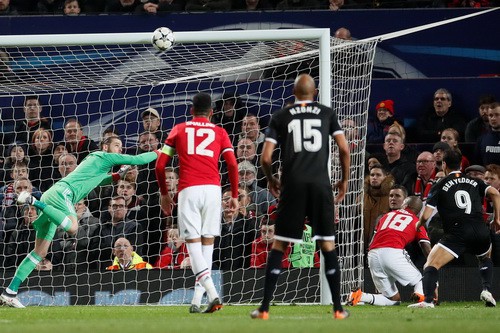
[422,266,438,303]
[322,249,343,312]
[479,257,493,291]
[259,249,284,312]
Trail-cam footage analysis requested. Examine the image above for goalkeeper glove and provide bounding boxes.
[112,165,131,182]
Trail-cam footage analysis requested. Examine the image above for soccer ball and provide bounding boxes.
[151,27,175,51]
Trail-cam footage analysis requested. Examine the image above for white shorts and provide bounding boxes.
[367,247,422,298]
[177,185,222,240]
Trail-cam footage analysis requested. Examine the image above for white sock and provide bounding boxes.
[202,243,214,271]
[361,293,399,306]
[191,283,205,306]
[186,242,218,302]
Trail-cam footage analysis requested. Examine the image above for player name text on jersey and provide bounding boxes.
[442,177,478,192]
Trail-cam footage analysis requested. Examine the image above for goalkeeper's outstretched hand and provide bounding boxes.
[112,165,131,182]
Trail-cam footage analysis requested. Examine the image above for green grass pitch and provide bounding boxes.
[0,302,498,333]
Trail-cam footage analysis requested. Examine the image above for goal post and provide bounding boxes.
[0,28,375,306]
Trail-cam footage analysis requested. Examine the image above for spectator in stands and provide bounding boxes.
[250,206,290,268]
[465,164,486,180]
[233,0,273,10]
[141,107,167,144]
[10,96,52,146]
[154,228,190,269]
[116,179,147,222]
[1,162,31,211]
[326,0,344,10]
[362,163,394,254]
[476,102,500,166]
[383,132,416,194]
[52,143,68,175]
[2,143,29,184]
[440,127,470,171]
[238,160,276,217]
[238,185,257,218]
[417,88,468,143]
[132,132,161,196]
[367,99,400,144]
[93,196,144,268]
[236,137,257,164]
[213,187,258,270]
[105,0,140,13]
[1,177,42,244]
[0,0,19,15]
[63,199,99,270]
[432,141,451,172]
[57,153,78,183]
[212,92,247,146]
[275,0,322,9]
[334,27,351,40]
[465,94,495,143]
[240,114,265,153]
[106,237,152,270]
[27,128,55,192]
[411,151,436,202]
[184,0,231,11]
[138,0,186,14]
[64,118,99,163]
[37,0,63,13]
[341,117,362,152]
[62,0,81,15]
[0,48,15,85]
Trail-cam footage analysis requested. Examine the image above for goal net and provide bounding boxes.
[0,29,376,306]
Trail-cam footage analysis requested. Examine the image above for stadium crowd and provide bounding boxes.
[0,0,498,16]
[0,89,499,274]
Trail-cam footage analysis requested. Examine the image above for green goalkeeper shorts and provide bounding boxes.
[33,183,77,241]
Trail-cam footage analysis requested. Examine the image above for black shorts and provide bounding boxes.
[275,180,335,242]
[439,222,491,258]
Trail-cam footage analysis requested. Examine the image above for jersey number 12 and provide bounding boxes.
[185,127,215,157]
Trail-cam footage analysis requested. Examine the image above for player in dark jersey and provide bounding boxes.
[250,74,351,320]
[409,150,500,308]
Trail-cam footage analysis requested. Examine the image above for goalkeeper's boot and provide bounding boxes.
[347,288,362,306]
[250,309,269,320]
[203,297,222,313]
[0,292,25,308]
[410,292,425,303]
[189,304,202,313]
[334,310,350,319]
[407,301,434,308]
[480,290,496,307]
[16,191,34,205]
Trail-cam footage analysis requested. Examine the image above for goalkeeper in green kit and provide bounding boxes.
[0,136,159,308]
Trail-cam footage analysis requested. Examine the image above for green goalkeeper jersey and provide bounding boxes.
[56,151,157,203]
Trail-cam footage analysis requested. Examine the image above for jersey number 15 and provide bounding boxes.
[288,119,322,153]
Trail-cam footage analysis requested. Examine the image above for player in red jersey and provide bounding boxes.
[348,196,432,306]
[155,92,239,314]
